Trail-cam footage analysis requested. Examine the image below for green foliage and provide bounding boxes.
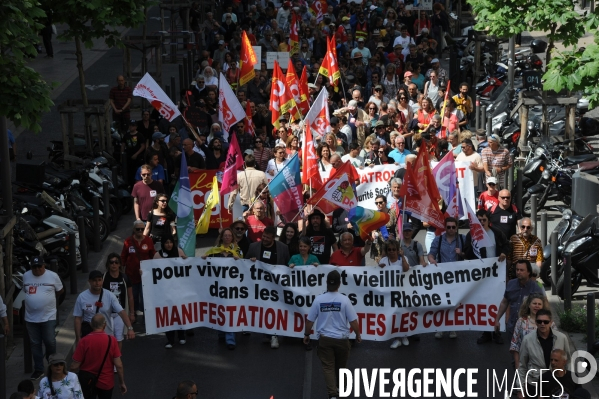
[53,0,152,49]
[558,304,599,341]
[0,0,53,132]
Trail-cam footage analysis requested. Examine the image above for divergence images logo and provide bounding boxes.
[571,350,597,384]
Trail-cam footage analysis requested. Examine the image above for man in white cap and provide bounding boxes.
[482,134,512,189]
[425,58,448,83]
[333,100,368,146]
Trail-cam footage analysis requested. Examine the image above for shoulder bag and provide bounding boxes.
[81,289,103,338]
[78,335,112,399]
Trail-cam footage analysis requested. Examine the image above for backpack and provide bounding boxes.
[436,234,464,262]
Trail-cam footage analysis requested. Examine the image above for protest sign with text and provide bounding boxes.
[142,258,505,339]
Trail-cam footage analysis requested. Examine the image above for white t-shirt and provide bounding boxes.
[342,154,364,168]
[74,289,123,334]
[266,158,289,177]
[379,257,403,268]
[392,35,415,58]
[307,291,358,339]
[24,270,63,322]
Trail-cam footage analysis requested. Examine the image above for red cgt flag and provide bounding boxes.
[245,100,255,136]
[307,161,359,215]
[239,31,258,86]
[270,60,297,131]
[302,120,319,184]
[289,12,300,56]
[285,59,303,121]
[399,150,445,230]
[298,66,311,113]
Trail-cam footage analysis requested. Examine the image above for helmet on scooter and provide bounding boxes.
[530,39,547,54]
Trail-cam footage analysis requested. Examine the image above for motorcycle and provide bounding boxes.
[556,214,599,299]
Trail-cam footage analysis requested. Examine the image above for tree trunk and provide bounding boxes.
[75,36,88,107]
[546,24,556,69]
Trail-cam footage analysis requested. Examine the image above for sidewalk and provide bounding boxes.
[4,216,134,395]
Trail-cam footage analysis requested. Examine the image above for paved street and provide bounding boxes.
[5,5,599,399]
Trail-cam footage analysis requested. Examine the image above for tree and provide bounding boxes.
[0,0,54,132]
[468,0,599,107]
[51,0,150,106]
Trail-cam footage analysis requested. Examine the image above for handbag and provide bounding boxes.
[81,289,104,338]
[78,335,111,399]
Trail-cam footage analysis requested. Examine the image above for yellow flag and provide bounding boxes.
[195,176,219,234]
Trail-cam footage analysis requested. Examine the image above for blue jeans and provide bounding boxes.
[218,332,236,346]
[132,283,144,312]
[26,319,57,372]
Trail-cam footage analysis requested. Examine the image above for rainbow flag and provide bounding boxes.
[348,206,390,241]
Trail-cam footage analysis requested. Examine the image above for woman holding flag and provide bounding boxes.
[202,228,243,259]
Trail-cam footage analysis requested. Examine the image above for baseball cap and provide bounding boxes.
[403,223,414,231]
[357,37,365,42]
[421,27,429,34]
[404,71,413,77]
[394,43,403,49]
[231,219,248,230]
[244,149,254,155]
[89,270,103,280]
[169,132,180,140]
[347,100,358,109]
[374,84,383,90]
[353,52,363,59]
[218,40,225,45]
[327,270,341,286]
[48,353,66,365]
[372,29,381,36]
[30,256,45,268]
[431,58,440,63]
[375,120,385,127]
[377,42,384,48]
[488,134,500,142]
[152,132,166,141]
[487,176,497,184]
[129,119,137,126]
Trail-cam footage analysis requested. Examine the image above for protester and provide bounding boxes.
[132,164,165,222]
[102,254,135,352]
[38,353,81,399]
[509,217,544,279]
[71,314,127,398]
[482,134,512,188]
[279,223,300,256]
[203,228,242,259]
[74,270,135,347]
[541,349,581,398]
[121,220,156,316]
[303,209,339,264]
[329,232,372,266]
[517,309,571,398]
[489,189,521,240]
[478,176,499,210]
[288,236,320,267]
[23,256,64,380]
[398,223,427,267]
[231,220,251,256]
[304,270,361,399]
[493,260,545,341]
[266,146,290,176]
[509,293,554,366]
[464,209,510,261]
[244,200,273,242]
[142,193,176,250]
[228,154,268,212]
[16,380,35,399]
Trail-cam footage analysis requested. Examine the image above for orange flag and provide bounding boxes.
[318,36,341,91]
[244,100,255,136]
[289,12,300,56]
[270,60,297,130]
[239,31,258,87]
[286,59,305,120]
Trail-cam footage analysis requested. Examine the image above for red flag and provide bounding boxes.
[270,61,296,130]
[307,161,359,214]
[305,88,331,140]
[298,66,310,113]
[302,120,319,184]
[239,31,258,86]
[309,0,326,22]
[289,12,300,56]
[399,150,445,229]
[244,100,255,136]
[220,133,244,195]
[285,59,303,121]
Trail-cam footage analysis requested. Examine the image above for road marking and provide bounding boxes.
[302,346,313,399]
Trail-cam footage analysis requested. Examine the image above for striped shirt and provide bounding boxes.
[481,146,512,187]
[509,233,543,265]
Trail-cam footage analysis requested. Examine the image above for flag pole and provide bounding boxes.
[400,195,407,248]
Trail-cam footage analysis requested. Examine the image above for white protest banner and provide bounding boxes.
[356,164,399,209]
[142,258,505,339]
[431,161,476,219]
[252,46,262,70]
[266,52,291,69]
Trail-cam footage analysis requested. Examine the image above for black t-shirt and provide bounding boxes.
[259,242,278,265]
[123,132,146,157]
[305,228,337,264]
[103,272,131,308]
[176,151,206,171]
[205,150,227,170]
[238,235,250,257]
[541,370,580,398]
[146,211,175,241]
[489,205,521,239]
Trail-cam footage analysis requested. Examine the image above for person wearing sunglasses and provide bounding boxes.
[489,189,522,243]
[132,164,165,223]
[230,220,250,256]
[493,259,545,348]
[121,220,156,317]
[428,217,466,339]
[477,176,499,211]
[101,253,136,353]
[142,194,176,249]
[515,309,571,397]
[509,293,553,367]
[509,217,543,280]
